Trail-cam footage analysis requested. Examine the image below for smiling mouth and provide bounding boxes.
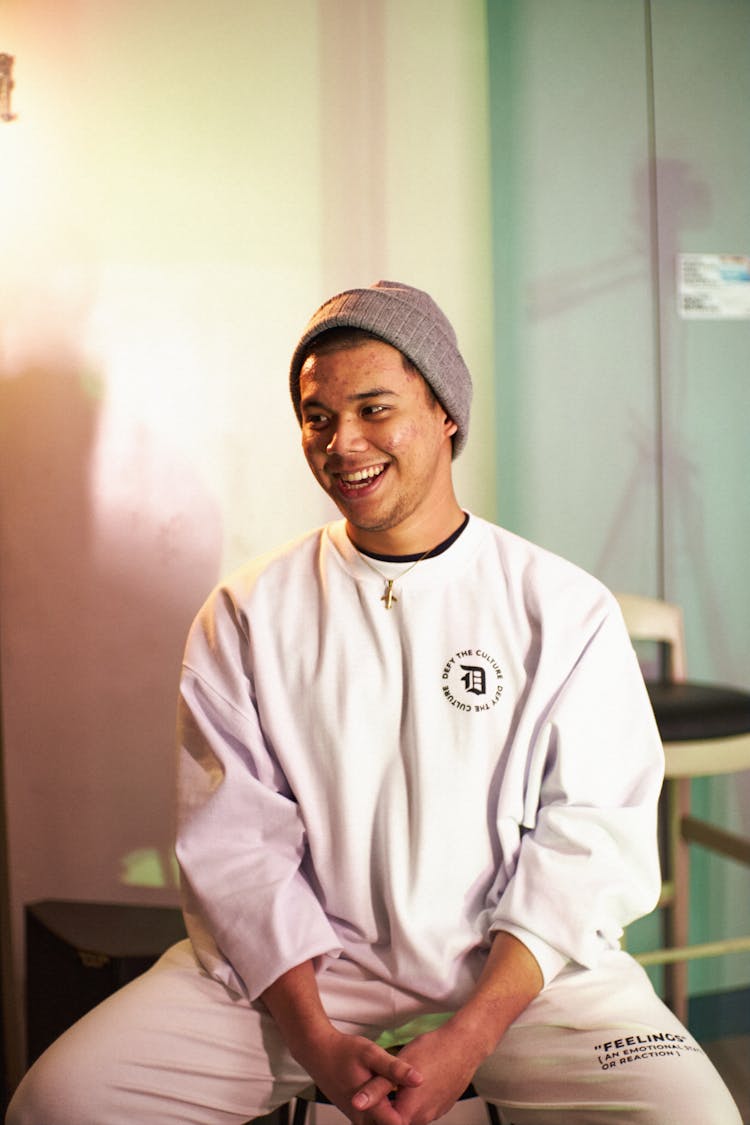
[335,464,387,491]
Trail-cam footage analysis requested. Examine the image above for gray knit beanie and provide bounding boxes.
[289,280,473,457]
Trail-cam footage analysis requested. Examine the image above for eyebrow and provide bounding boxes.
[301,388,399,410]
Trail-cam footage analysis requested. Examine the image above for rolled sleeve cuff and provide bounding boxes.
[491,922,570,986]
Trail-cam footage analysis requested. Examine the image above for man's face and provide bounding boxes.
[299,339,457,546]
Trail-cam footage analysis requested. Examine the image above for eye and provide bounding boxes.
[361,403,389,417]
[303,412,331,431]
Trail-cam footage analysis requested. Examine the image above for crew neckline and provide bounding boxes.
[352,512,470,564]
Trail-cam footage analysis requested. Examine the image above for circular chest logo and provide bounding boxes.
[441,649,504,712]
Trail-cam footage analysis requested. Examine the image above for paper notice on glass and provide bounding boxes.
[677,253,750,319]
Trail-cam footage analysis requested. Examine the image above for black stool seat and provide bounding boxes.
[646,680,750,743]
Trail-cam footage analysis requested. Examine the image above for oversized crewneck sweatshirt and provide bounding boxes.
[176,515,663,1011]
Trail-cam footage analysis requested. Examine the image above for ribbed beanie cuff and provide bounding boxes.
[289,280,472,457]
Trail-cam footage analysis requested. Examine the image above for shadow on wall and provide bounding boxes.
[0,354,222,949]
[525,156,714,600]
[526,158,711,319]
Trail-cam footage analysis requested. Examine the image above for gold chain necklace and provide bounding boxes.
[353,545,433,609]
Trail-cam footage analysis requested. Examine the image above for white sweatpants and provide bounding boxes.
[7,940,741,1125]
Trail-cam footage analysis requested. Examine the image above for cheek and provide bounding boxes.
[381,421,420,454]
[301,437,324,471]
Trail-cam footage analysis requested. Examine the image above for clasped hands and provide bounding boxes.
[304,1021,483,1125]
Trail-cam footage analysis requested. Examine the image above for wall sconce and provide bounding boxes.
[1,54,17,122]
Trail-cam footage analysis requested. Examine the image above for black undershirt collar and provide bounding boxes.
[355,512,470,564]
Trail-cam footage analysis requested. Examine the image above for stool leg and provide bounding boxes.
[665,776,690,1024]
[484,1100,503,1125]
[291,1098,309,1125]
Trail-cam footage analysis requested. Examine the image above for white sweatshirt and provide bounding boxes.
[176,515,663,1011]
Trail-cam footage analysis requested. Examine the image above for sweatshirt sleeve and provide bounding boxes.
[175,586,342,1000]
[488,597,664,984]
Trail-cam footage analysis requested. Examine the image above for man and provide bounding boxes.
[8,281,740,1124]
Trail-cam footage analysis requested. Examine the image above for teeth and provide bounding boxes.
[339,465,385,483]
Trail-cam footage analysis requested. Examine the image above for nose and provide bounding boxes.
[325,415,368,455]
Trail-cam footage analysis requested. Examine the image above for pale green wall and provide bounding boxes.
[489,0,660,589]
[651,0,750,998]
[488,0,750,997]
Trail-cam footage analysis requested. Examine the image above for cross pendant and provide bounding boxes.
[381,579,398,609]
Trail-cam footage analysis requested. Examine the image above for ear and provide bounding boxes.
[444,414,458,439]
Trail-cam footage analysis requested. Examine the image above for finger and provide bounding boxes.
[389,1058,423,1088]
[360,1044,423,1090]
[352,1075,397,1111]
[363,1095,405,1125]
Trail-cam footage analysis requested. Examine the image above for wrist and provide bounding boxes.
[286,1019,341,1069]
[260,961,337,1065]
[442,1005,506,1062]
